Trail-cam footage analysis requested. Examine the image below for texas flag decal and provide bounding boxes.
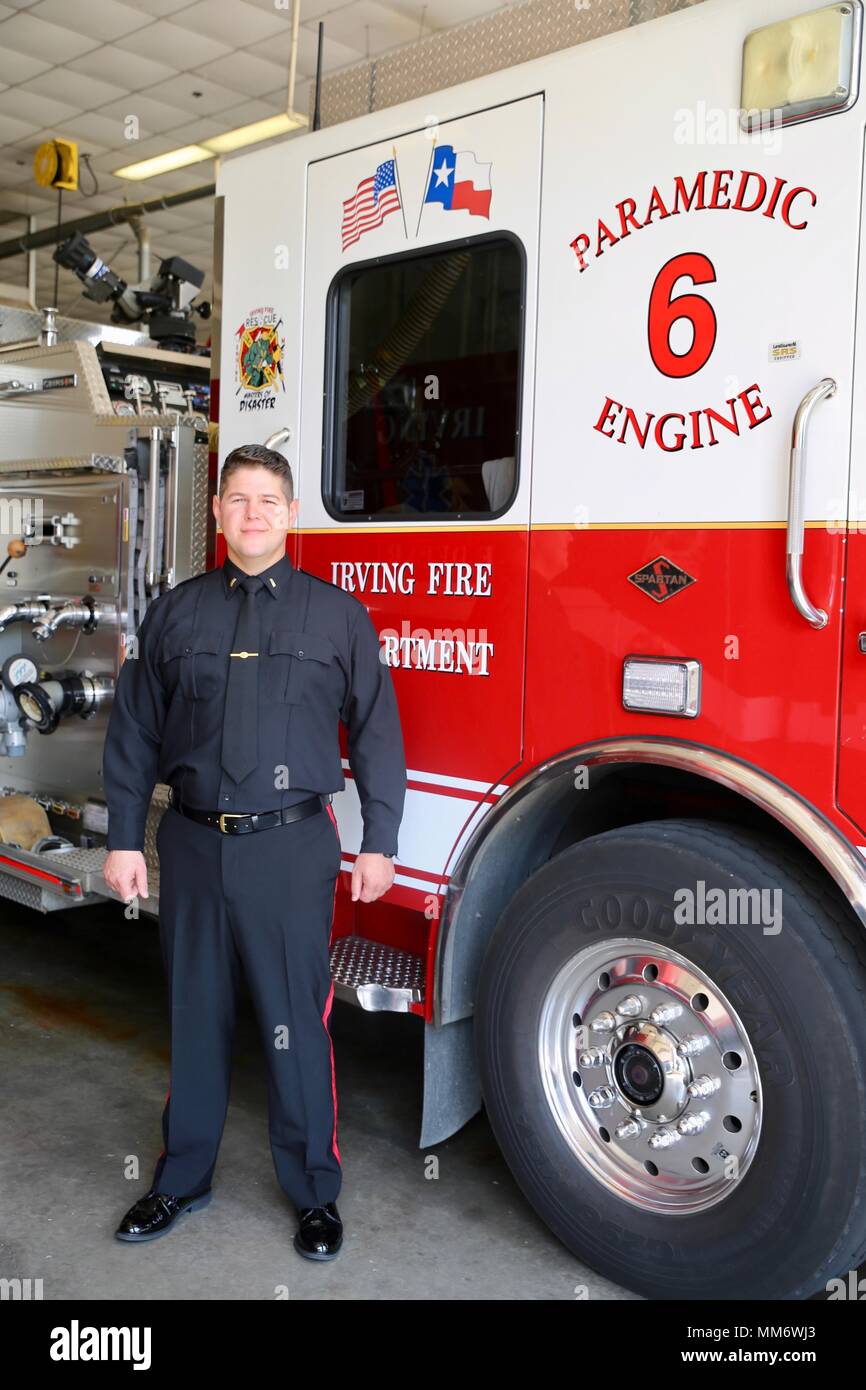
[422,144,493,220]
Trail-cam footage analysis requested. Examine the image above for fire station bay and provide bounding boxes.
[6,0,866,1333]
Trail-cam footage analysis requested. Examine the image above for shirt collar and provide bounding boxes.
[222,550,294,599]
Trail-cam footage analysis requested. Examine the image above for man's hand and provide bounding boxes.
[104,850,150,904]
[351,852,395,903]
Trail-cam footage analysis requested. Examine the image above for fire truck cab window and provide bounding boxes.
[325,236,523,520]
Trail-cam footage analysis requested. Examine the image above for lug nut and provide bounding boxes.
[591,1011,617,1033]
[615,995,643,1018]
[677,1034,711,1056]
[649,1127,681,1149]
[588,1086,616,1110]
[687,1075,721,1099]
[650,1002,683,1025]
[677,1110,711,1135]
[615,1118,644,1140]
[578,1048,607,1068]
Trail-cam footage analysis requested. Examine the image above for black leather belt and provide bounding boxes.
[168,788,330,835]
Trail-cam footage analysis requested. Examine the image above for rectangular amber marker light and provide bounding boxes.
[740,1,862,131]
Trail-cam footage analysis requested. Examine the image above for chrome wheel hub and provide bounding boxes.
[538,938,762,1213]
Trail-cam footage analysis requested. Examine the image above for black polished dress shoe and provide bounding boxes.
[115,1187,212,1242]
[293,1202,343,1260]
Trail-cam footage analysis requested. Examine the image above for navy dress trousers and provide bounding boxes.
[102,550,407,1208]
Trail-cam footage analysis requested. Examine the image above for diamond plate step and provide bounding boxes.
[0,842,158,914]
[330,934,425,1011]
[0,843,110,912]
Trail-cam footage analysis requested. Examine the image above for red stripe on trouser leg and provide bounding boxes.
[321,981,341,1163]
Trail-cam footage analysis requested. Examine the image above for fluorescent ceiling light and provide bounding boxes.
[114,111,308,180]
[204,112,306,153]
[114,145,211,180]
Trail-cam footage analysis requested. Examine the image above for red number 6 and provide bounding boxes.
[647,252,717,379]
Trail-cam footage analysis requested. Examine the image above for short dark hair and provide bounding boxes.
[220,443,294,504]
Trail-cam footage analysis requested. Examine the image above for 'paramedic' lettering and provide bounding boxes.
[593,383,772,450]
[569,170,816,273]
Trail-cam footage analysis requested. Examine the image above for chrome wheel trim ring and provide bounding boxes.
[537,937,763,1214]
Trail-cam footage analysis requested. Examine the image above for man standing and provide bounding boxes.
[103,442,406,1260]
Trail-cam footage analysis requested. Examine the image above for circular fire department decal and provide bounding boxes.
[235,307,285,411]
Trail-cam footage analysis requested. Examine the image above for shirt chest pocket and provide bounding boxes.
[267,629,341,705]
[160,628,227,701]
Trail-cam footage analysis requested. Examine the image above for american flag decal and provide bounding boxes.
[341,158,402,251]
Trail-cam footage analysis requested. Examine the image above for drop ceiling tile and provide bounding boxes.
[139,166,216,193]
[142,73,247,118]
[86,137,173,172]
[46,111,132,147]
[165,116,233,143]
[87,173,127,195]
[136,206,192,231]
[95,94,195,135]
[29,0,153,40]
[249,25,361,73]
[20,67,128,108]
[163,208,212,231]
[87,148,161,180]
[0,147,33,171]
[0,112,41,145]
[29,126,110,158]
[66,44,179,89]
[0,187,57,214]
[61,190,125,212]
[0,11,103,61]
[293,77,312,115]
[0,88,82,128]
[0,45,51,83]
[265,0,342,20]
[0,174,34,201]
[316,1,425,54]
[192,50,288,99]
[116,19,233,68]
[171,0,290,46]
[212,96,285,126]
[121,0,195,15]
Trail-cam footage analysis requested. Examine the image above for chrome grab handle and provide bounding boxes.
[786,378,835,629]
[146,425,162,592]
[264,427,291,451]
[164,422,178,590]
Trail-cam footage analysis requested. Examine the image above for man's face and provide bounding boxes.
[213,465,299,562]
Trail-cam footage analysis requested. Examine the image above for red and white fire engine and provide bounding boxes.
[214,0,866,1299]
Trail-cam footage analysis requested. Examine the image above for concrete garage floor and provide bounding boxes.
[0,899,634,1302]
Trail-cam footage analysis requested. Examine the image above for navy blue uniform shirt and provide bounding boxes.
[103,550,406,857]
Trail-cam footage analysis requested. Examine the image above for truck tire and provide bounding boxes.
[474,817,866,1300]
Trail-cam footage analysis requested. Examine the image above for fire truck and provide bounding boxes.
[213,0,866,1299]
[0,0,862,1302]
